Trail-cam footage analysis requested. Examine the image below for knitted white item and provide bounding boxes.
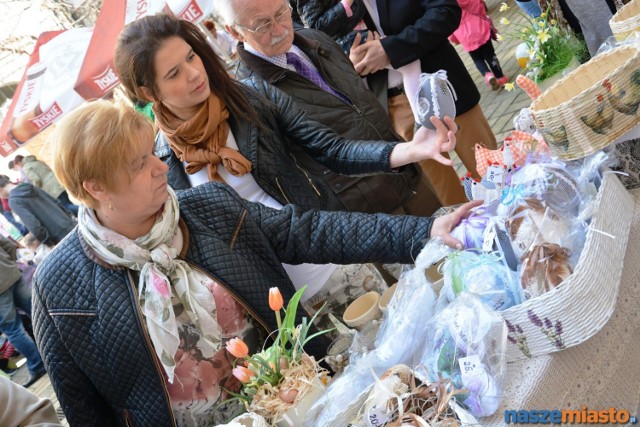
[413,70,457,130]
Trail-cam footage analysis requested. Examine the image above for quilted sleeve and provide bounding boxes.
[32,277,117,426]
[246,200,434,265]
[295,0,366,39]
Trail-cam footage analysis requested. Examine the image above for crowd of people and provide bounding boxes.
[1,0,628,425]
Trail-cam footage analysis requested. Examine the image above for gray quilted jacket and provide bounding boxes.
[289,0,368,51]
[33,182,433,426]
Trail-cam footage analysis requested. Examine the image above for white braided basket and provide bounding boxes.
[501,172,634,361]
[530,45,640,160]
[610,0,640,41]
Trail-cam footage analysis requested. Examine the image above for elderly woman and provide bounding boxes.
[32,100,479,426]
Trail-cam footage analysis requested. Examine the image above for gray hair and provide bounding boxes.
[214,0,240,26]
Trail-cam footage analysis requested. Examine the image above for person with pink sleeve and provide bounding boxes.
[449,0,509,90]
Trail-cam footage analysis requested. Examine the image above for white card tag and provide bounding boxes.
[366,407,391,427]
[459,354,483,384]
[482,228,495,253]
[486,165,505,185]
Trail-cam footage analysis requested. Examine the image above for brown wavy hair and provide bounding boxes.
[114,13,259,126]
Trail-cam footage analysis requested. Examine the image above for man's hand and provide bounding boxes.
[388,116,458,168]
[349,31,380,66]
[351,39,390,76]
[431,200,484,249]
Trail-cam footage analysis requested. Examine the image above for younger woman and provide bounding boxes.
[114,14,458,325]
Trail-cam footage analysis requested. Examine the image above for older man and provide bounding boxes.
[217,0,443,218]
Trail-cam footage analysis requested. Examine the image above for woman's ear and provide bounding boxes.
[139,86,155,102]
[83,180,109,203]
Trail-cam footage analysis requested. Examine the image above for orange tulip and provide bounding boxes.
[269,287,284,311]
[225,338,249,359]
[232,366,254,383]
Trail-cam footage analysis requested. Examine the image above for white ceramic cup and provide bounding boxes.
[342,291,381,331]
[378,283,398,312]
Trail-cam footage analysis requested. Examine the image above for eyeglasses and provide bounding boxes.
[234,4,293,34]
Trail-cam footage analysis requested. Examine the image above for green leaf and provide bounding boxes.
[283,286,306,332]
[304,328,336,346]
[162,308,171,322]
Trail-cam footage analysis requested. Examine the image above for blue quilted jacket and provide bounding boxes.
[32,182,433,426]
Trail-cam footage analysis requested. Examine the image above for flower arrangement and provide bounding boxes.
[498,1,586,84]
[225,286,330,424]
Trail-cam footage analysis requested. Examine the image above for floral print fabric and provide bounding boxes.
[168,276,259,426]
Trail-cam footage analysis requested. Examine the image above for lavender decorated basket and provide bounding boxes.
[500,172,633,361]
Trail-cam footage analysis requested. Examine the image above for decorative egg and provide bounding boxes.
[516,42,530,68]
[278,388,298,403]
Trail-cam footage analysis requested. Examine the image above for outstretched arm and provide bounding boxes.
[262,83,457,173]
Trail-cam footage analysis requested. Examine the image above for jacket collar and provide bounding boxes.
[237,31,326,85]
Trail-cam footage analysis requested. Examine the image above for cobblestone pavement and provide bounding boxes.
[451,0,534,176]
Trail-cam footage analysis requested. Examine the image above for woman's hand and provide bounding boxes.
[388,116,458,168]
[430,200,484,249]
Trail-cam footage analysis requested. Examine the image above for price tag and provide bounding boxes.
[482,228,495,253]
[459,354,483,384]
[486,165,505,185]
[366,407,391,427]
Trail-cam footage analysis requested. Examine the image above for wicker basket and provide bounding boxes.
[501,172,634,361]
[610,0,640,41]
[530,45,640,160]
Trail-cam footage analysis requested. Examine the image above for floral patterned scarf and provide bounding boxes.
[77,188,221,383]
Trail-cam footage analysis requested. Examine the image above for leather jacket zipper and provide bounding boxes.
[126,271,177,427]
[275,176,292,204]
[313,49,389,141]
[289,153,322,197]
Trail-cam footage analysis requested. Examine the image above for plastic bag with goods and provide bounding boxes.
[419,293,508,418]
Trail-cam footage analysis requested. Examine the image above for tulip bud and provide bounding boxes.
[225,338,249,359]
[232,366,254,383]
[269,287,284,311]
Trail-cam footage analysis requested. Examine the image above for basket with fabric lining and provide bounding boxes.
[501,172,634,361]
[610,0,640,41]
[530,45,640,161]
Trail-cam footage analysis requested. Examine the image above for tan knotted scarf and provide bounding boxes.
[154,94,252,182]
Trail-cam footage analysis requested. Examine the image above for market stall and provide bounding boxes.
[213,25,640,426]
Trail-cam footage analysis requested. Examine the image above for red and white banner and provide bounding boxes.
[1,0,213,157]
[1,28,93,157]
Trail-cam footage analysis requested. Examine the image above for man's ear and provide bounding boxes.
[225,24,244,42]
[139,86,155,103]
[83,180,109,203]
